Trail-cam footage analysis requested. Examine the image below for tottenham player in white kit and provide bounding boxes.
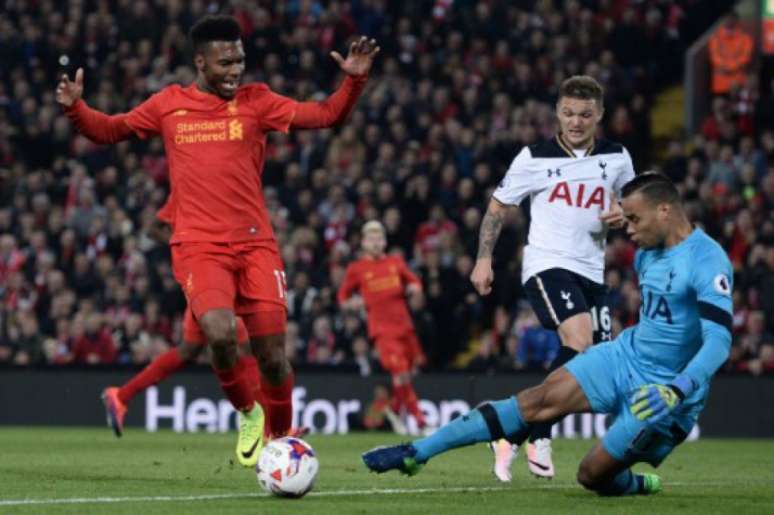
[470,76,635,481]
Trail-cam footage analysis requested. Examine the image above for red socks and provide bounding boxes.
[261,371,294,437]
[213,357,255,412]
[117,343,288,429]
[239,355,264,402]
[239,355,268,431]
[395,383,426,428]
[390,394,401,414]
[118,348,185,405]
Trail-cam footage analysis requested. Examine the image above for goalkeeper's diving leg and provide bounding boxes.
[362,367,585,476]
[363,349,667,496]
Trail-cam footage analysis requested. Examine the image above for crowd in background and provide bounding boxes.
[0,0,771,375]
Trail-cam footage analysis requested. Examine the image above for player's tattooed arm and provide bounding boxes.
[476,198,507,259]
[471,198,509,295]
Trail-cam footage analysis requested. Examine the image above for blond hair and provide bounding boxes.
[361,220,385,236]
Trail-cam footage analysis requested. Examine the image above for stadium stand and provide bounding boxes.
[0,0,771,375]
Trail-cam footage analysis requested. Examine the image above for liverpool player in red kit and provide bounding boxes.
[100,195,275,441]
[56,15,379,467]
[338,221,429,434]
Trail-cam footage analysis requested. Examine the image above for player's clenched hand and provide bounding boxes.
[470,259,494,296]
[56,67,84,108]
[599,191,624,229]
[330,36,380,76]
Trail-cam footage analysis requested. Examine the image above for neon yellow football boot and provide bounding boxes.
[236,402,265,468]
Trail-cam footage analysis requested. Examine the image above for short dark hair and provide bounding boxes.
[189,15,242,53]
[558,75,604,106]
[621,172,680,205]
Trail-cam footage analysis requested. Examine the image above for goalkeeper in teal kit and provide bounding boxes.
[363,172,734,496]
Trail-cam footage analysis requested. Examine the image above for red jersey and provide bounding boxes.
[125,83,297,244]
[338,254,421,338]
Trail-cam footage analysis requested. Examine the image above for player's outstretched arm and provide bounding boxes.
[470,198,509,296]
[290,37,379,129]
[56,67,134,144]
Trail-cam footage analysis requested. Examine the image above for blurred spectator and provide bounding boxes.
[0,234,25,284]
[709,12,754,95]
[351,335,374,377]
[729,311,774,375]
[306,315,342,365]
[284,320,303,364]
[515,326,561,370]
[12,310,44,365]
[707,144,739,193]
[414,204,457,258]
[466,330,500,374]
[71,314,117,364]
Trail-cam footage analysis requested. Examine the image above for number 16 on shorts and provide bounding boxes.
[591,305,612,342]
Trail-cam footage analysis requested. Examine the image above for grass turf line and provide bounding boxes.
[0,428,772,514]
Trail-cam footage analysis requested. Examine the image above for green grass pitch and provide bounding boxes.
[1,428,773,514]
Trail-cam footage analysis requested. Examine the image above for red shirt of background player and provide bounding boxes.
[338,253,422,339]
[338,228,428,426]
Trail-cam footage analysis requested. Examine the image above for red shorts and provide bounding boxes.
[374,331,425,375]
[172,241,287,337]
[182,307,250,345]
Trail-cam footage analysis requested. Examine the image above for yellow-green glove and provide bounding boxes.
[629,384,680,423]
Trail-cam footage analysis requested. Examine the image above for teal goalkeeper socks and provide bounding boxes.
[412,397,528,462]
[596,469,640,496]
[490,397,530,438]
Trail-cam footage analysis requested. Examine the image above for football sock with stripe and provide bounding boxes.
[413,397,529,463]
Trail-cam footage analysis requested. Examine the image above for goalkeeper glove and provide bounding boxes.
[629,374,697,423]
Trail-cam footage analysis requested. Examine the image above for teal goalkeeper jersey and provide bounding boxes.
[620,228,733,390]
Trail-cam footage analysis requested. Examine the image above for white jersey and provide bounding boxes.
[493,136,636,285]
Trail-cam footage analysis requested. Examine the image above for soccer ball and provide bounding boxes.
[256,437,319,498]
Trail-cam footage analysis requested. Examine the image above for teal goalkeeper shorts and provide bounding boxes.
[564,335,703,467]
